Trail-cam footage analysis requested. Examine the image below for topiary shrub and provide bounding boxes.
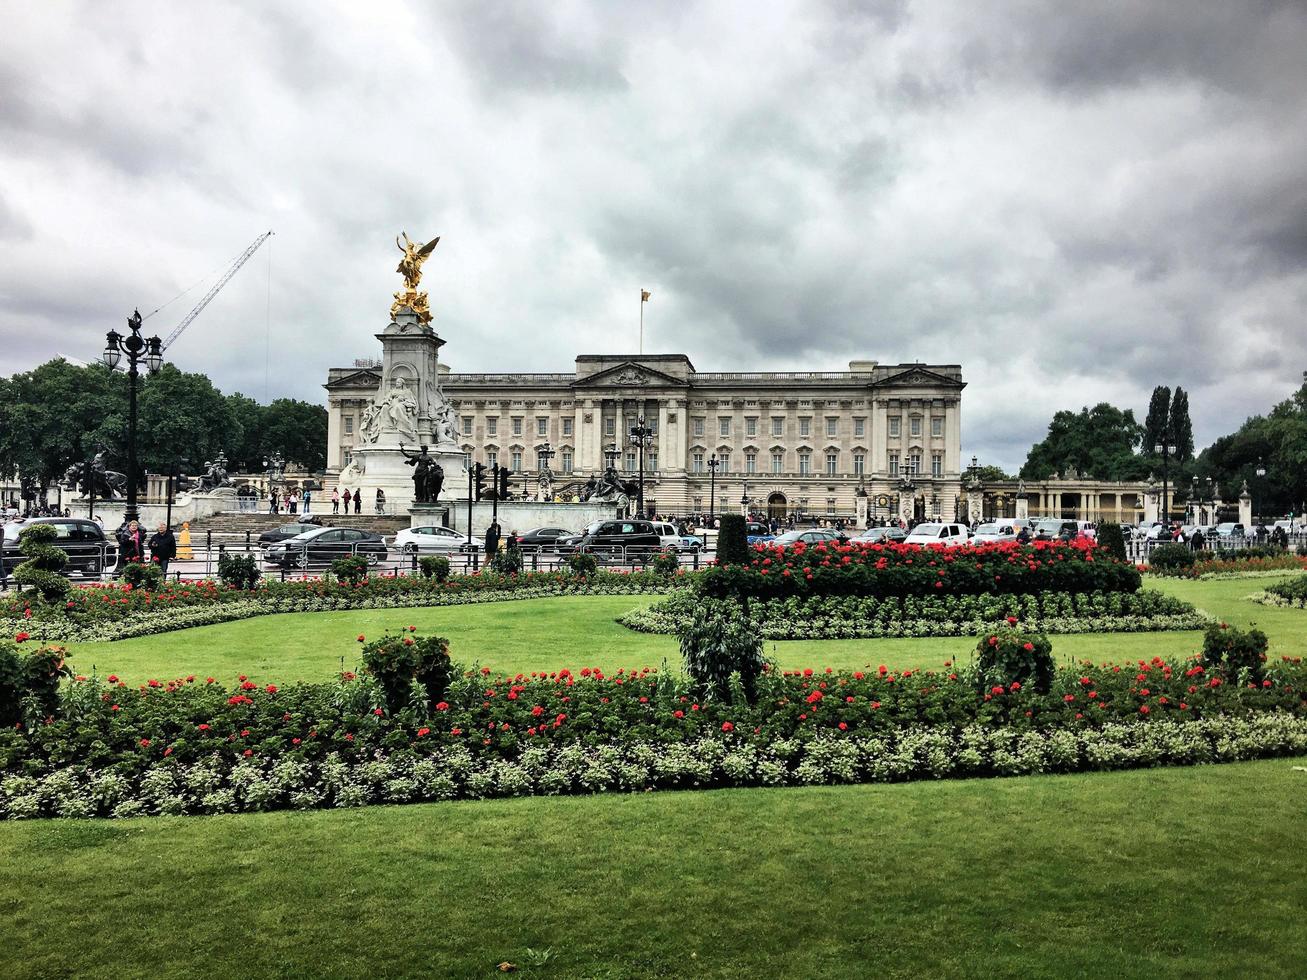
[360,627,455,713]
[976,620,1055,694]
[489,549,522,576]
[650,550,680,577]
[0,638,70,726]
[679,605,766,705]
[715,513,749,565]
[332,554,370,585]
[1148,543,1196,574]
[11,524,71,602]
[1200,622,1268,683]
[217,553,261,590]
[1095,522,1127,562]
[419,555,451,581]
[568,551,598,577]
[119,561,164,592]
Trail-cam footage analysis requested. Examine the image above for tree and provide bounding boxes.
[1020,403,1147,481]
[1170,388,1194,462]
[136,365,241,476]
[261,398,328,471]
[224,392,266,472]
[1143,385,1172,453]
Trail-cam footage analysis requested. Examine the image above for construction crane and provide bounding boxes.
[161,230,274,351]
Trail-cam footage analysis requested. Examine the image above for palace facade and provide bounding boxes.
[326,354,966,521]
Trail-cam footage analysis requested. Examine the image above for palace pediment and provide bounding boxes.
[875,366,966,389]
[572,360,690,389]
[325,369,382,391]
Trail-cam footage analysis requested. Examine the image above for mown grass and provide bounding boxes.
[61,576,1305,686]
[1,759,1304,978]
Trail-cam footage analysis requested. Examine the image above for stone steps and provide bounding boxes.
[184,513,412,536]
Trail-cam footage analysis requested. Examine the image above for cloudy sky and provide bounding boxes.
[2,0,1304,473]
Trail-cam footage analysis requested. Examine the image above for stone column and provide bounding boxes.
[1239,483,1252,528]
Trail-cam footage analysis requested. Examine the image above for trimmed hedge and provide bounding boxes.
[715,514,750,565]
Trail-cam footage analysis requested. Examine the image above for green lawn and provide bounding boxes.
[62,576,1305,685]
[2,759,1304,978]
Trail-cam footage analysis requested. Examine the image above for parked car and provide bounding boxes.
[264,526,388,568]
[971,522,1017,543]
[1033,519,1079,541]
[649,522,703,553]
[512,527,575,552]
[1211,522,1246,540]
[854,526,908,545]
[745,522,775,546]
[394,525,473,554]
[904,522,970,546]
[1,518,117,578]
[575,519,662,560]
[770,528,845,548]
[258,522,323,548]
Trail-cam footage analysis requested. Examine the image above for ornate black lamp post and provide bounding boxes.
[628,417,655,517]
[1154,432,1172,527]
[707,453,720,525]
[1254,457,1266,525]
[603,444,621,470]
[102,310,163,525]
[262,451,285,511]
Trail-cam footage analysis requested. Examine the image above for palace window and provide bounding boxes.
[853,453,865,476]
[648,452,658,472]
[888,416,900,438]
[931,416,943,438]
[537,417,548,437]
[511,451,523,472]
[511,417,523,436]
[931,453,943,478]
[889,453,899,476]
[693,417,705,437]
[798,451,811,476]
[487,418,498,437]
[854,418,865,437]
[719,417,730,437]
[799,418,811,437]
[826,418,837,437]
[343,416,353,435]
[826,498,837,516]
[772,417,784,436]
[771,452,783,474]
[604,417,615,437]
[826,452,838,475]
[746,452,757,474]
[562,418,573,437]
[343,450,353,465]
[625,452,637,472]
[908,452,921,474]
[719,452,731,472]
[487,451,498,468]
[693,496,703,511]
[462,416,473,436]
[746,417,757,437]
[910,416,922,437]
[561,451,573,472]
[692,452,705,473]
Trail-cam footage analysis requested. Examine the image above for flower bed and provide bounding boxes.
[1144,554,1307,579]
[1,628,1302,819]
[701,538,1140,600]
[1249,576,1307,609]
[0,569,678,643]
[619,589,1207,638]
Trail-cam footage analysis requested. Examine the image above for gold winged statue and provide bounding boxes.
[391,232,440,322]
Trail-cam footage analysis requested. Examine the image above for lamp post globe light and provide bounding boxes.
[536,442,555,499]
[628,417,655,518]
[1154,434,1171,527]
[102,309,163,525]
[1255,457,1267,524]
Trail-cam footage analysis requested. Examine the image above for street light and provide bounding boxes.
[707,453,720,525]
[102,310,163,525]
[1255,457,1267,524]
[1154,433,1172,527]
[628,417,655,517]
[536,442,555,499]
[603,443,621,469]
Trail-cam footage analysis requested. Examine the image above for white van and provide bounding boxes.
[904,522,970,546]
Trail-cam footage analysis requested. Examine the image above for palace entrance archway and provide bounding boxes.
[767,492,787,520]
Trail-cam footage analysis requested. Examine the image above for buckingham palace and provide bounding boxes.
[325,353,966,522]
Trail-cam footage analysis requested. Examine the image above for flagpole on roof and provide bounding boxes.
[639,289,651,354]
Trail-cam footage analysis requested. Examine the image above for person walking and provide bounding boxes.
[354,489,362,514]
[332,488,340,514]
[375,488,386,514]
[484,520,501,556]
[117,519,146,571]
[148,522,177,578]
[268,489,278,514]
[303,488,312,516]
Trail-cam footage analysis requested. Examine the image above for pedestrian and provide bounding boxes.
[1190,526,1205,552]
[354,489,362,514]
[1016,524,1032,545]
[288,490,297,515]
[268,489,277,514]
[332,488,340,514]
[303,488,312,516]
[484,520,501,556]
[117,519,146,570]
[148,522,177,578]
[375,488,386,514]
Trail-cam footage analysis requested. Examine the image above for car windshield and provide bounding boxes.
[976,524,1003,534]
[582,521,605,536]
[909,524,943,536]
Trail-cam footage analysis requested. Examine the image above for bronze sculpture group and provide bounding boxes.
[400,444,444,503]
